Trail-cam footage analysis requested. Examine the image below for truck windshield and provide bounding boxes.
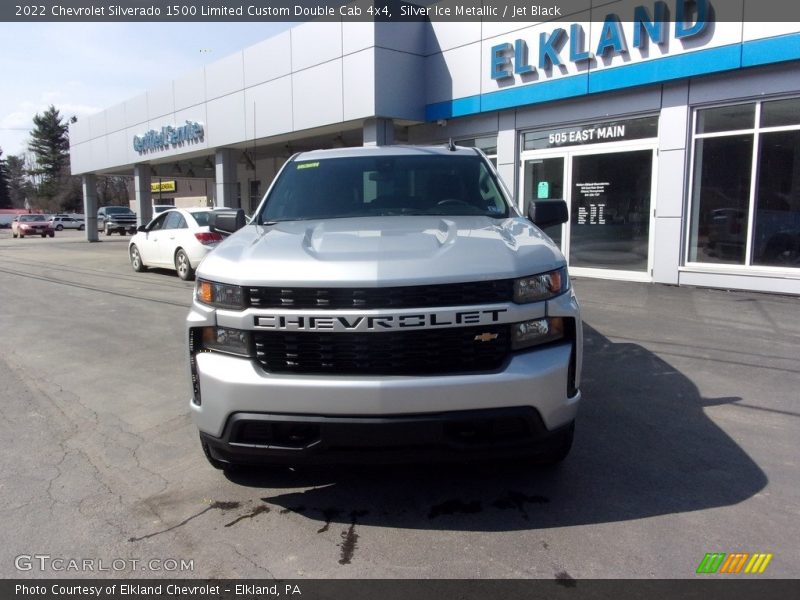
[257,154,510,222]
[105,207,133,214]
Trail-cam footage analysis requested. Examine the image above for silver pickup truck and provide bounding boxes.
[97,206,137,236]
[187,144,582,471]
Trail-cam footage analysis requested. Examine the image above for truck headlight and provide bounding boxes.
[513,267,569,303]
[200,326,252,357]
[511,317,564,350]
[196,279,245,309]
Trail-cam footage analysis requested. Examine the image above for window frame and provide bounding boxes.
[685,96,800,272]
[147,212,170,231]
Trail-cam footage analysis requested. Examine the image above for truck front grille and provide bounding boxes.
[247,280,514,309]
[253,325,510,375]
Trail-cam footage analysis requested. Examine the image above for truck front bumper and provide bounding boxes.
[191,340,579,463]
[200,406,577,466]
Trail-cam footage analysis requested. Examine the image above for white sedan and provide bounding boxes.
[128,208,224,281]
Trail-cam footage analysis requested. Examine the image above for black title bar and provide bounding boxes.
[2,1,800,22]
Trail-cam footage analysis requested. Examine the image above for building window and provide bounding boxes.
[249,180,261,215]
[688,98,800,268]
[456,136,497,166]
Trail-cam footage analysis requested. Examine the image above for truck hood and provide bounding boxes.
[198,216,566,287]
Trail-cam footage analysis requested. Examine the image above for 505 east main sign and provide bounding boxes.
[133,121,204,153]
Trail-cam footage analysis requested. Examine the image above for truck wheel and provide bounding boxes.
[104,225,111,236]
[175,249,195,281]
[41,233,46,238]
[129,245,147,272]
[120,230,126,236]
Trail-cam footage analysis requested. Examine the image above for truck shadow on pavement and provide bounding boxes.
[227,324,767,532]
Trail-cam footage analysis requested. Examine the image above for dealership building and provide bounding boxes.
[69,3,800,294]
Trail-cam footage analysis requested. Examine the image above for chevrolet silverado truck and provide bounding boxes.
[187,144,582,470]
[97,206,137,236]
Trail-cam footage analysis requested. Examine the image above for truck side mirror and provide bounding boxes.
[527,200,568,228]
[209,209,246,235]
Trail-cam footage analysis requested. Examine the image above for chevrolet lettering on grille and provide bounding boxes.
[253,308,509,332]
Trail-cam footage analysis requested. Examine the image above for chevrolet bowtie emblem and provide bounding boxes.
[474,332,499,342]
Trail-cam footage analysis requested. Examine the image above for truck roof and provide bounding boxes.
[292,144,480,161]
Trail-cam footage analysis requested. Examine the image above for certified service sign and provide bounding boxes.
[133,121,204,153]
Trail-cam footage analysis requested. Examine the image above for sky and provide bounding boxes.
[0,22,293,158]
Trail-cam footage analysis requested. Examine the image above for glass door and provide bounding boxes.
[522,156,565,247]
[521,146,656,279]
[568,149,654,273]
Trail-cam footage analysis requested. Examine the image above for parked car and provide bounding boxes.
[11,215,55,238]
[128,208,224,280]
[49,215,85,231]
[55,213,85,222]
[97,206,137,235]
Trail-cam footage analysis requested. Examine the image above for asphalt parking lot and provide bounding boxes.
[0,229,798,579]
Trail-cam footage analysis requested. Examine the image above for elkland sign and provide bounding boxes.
[490,0,712,80]
[133,120,204,153]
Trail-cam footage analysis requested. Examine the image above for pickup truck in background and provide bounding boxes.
[97,206,137,236]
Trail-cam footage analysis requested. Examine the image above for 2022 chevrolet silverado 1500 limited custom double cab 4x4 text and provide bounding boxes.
[187,145,582,471]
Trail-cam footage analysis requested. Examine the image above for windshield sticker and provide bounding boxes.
[296,162,320,170]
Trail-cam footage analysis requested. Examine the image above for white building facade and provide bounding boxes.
[70,1,800,294]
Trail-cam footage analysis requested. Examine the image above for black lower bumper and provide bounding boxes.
[200,407,574,466]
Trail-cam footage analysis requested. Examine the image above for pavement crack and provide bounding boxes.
[226,543,277,579]
[128,501,240,542]
[224,504,270,528]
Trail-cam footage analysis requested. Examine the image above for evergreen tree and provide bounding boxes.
[0,148,11,208]
[28,105,70,201]
[6,155,32,209]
